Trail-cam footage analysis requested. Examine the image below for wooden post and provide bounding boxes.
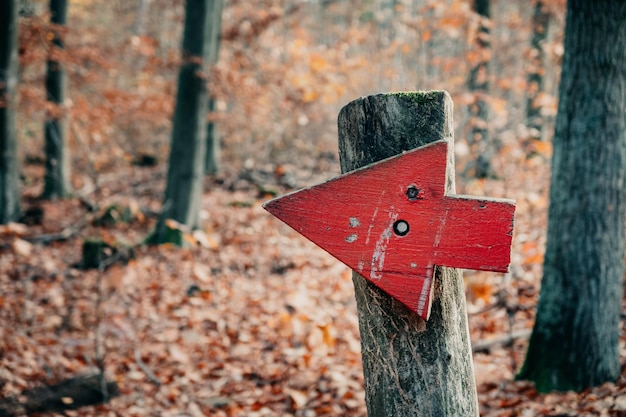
[337,91,479,416]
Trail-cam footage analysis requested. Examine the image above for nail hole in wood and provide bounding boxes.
[393,220,410,236]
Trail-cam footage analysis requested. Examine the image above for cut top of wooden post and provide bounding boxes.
[264,140,515,320]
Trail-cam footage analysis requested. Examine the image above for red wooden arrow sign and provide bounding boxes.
[263,140,515,320]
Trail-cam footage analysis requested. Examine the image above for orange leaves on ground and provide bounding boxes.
[528,139,553,158]
[440,15,467,32]
[468,279,495,305]
[0,222,29,237]
[308,53,328,73]
[129,35,158,57]
[466,48,492,67]
[421,30,432,43]
[318,323,336,349]
[5,0,602,415]
[521,241,544,265]
[104,262,139,295]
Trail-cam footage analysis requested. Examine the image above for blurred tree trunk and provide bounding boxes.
[42,0,71,199]
[19,0,35,16]
[466,0,492,178]
[338,92,479,416]
[133,0,151,35]
[518,0,626,393]
[204,0,223,175]
[152,0,217,244]
[0,0,21,224]
[525,0,551,143]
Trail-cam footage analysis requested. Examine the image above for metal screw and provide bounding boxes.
[406,186,423,200]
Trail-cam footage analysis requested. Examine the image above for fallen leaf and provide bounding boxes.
[193,263,212,283]
[169,344,190,364]
[12,238,33,257]
[286,389,308,409]
[1,222,28,236]
[614,394,626,411]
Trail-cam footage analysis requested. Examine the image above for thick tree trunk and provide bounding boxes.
[0,0,21,224]
[338,92,478,416]
[518,0,626,392]
[152,0,216,243]
[204,0,223,175]
[42,0,71,199]
[525,0,550,143]
[466,0,492,179]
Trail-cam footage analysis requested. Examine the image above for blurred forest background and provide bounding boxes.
[5,0,626,416]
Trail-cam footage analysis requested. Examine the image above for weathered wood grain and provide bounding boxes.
[337,91,479,416]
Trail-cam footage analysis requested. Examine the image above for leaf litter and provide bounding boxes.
[2,142,626,417]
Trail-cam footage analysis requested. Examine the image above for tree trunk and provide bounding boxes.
[133,0,151,36]
[518,0,626,393]
[18,0,35,17]
[525,0,551,143]
[0,0,21,224]
[337,92,478,416]
[152,0,216,243]
[466,0,492,179]
[204,0,223,175]
[42,0,71,199]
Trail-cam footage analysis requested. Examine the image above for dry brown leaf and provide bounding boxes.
[1,222,28,236]
[286,389,309,409]
[169,345,190,364]
[12,238,33,257]
[192,263,212,283]
[319,323,336,348]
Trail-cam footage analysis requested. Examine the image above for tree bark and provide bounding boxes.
[152,0,217,243]
[518,0,626,392]
[42,0,71,199]
[525,0,551,143]
[18,0,35,17]
[338,92,478,416]
[204,0,223,175]
[466,0,492,179]
[0,0,21,224]
[133,0,151,36]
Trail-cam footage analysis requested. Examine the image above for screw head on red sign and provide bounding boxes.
[264,140,515,320]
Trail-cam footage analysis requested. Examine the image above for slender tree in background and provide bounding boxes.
[133,0,151,36]
[518,0,626,392]
[466,0,492,178]
[152,0,219,243]
[42,0,71,199]
[204,0,224,175]
[0,0,21,224]
[525,0,551,143]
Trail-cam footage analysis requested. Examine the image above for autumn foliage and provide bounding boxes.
[3,0,626,416]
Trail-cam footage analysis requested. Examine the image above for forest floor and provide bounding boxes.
[2,145,626,417]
